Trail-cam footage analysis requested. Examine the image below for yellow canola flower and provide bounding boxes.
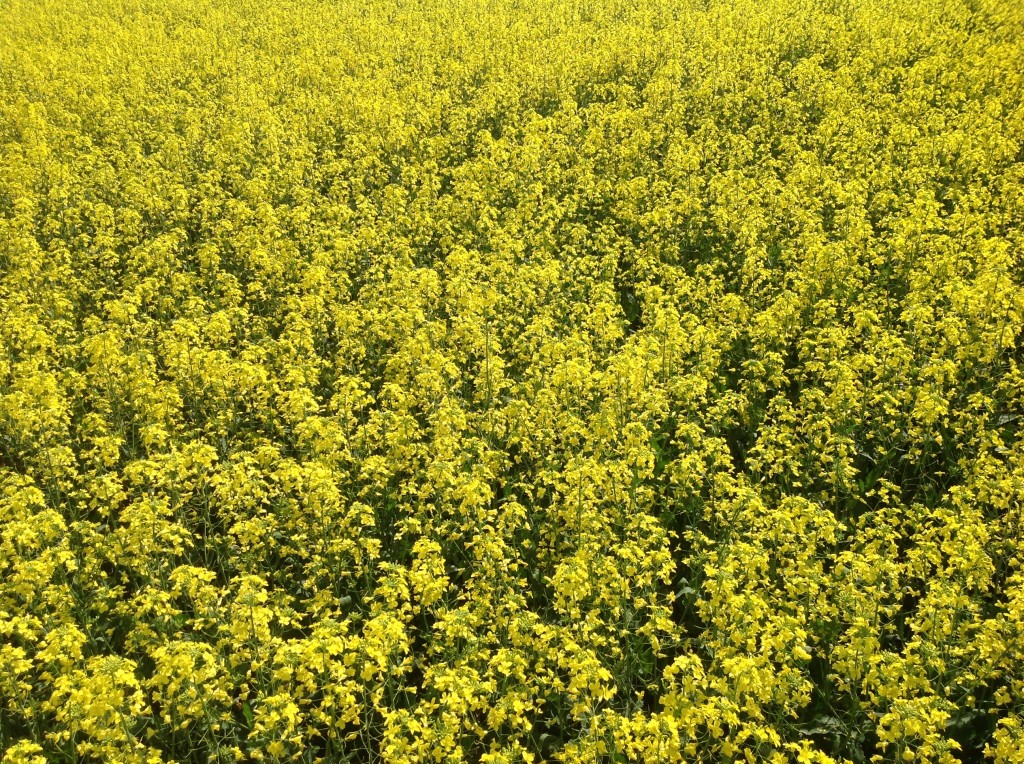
[0,0,1023,761]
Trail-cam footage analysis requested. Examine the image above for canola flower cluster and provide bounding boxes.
[1,0,1023,761]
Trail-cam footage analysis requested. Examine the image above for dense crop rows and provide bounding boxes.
[2,0,1024,761]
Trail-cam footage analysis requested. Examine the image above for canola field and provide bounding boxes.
[2,0,1024,762]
